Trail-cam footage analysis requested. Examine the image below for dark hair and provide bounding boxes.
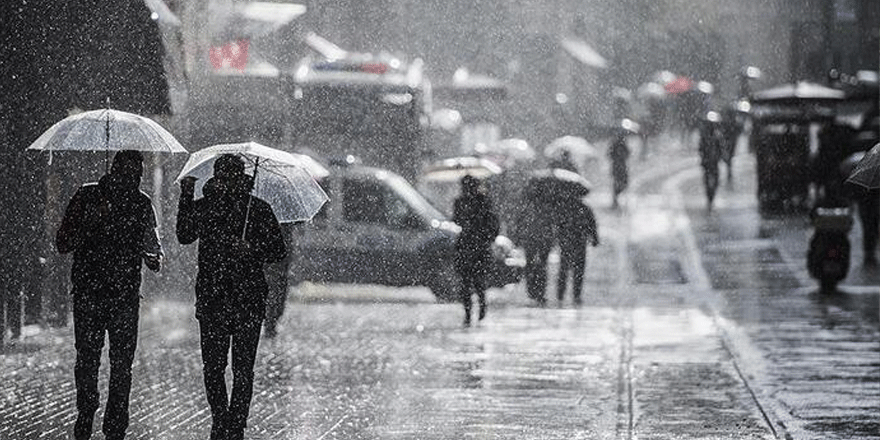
[214,154,245,179]
[111,150,144,176]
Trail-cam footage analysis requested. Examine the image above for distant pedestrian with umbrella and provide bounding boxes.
[452,175,500,326]
[699,111,724,210]
[609,126,631,209]
[176,154,287,440]
[521,168,592,305]
[55,150,163,440]
[554,196,599,305]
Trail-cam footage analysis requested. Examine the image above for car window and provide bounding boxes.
[342,178,387,224]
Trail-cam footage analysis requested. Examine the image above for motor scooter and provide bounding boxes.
[807,206,852,293]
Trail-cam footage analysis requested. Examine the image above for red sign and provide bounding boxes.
[209,40,249,71]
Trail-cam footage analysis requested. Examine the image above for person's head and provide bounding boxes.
[461,174,480,196]
[109,150,144,190]
[213,154,253,195]
[214,154,245,180]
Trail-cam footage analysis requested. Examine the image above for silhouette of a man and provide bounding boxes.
[452,175,499,326]
[176,154,286,440]
[56,150,162,440]
[554,197,599,304]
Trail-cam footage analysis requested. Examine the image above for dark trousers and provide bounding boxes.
[557,242,587,301]
[525,244,551,303]
[263,258,290,336]
[458,267,487,323]
[199,316,262,438]
[73,292,140,439]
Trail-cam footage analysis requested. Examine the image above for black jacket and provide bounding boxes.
[452,192,499,268]
[56,174,161,296]
[176,177,287,323]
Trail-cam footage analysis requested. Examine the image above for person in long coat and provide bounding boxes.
[699,116,723,209]
[555,197,599,304]
[56,150,162,440]
[452,175,499,326]
[176,155,286,440]
[609,128,630,208]
[519,179,556,306]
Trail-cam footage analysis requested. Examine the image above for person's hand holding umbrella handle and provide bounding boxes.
[180,176,197,200]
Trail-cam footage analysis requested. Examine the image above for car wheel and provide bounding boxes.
[427,260,461,303]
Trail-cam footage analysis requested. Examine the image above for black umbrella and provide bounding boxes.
[525,168,592,202]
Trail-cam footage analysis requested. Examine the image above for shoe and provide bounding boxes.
[74,413,94,440]
[478,307,486,321]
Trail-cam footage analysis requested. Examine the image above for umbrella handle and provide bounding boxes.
[105,98,111,173]
[240,157,259,240]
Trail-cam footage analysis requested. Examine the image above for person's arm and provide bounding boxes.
[250,203,287,264]
[175,177,199,245]
[56,188,85,254]
[143,200,163,271]
[584,205,599,246]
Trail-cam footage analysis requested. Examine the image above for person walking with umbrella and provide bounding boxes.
[452,175,500,326]
[699,112,724,210]
[55,150,163,440]
[554,196,599,304]
[176,154,287,440]
[609,126,631,209]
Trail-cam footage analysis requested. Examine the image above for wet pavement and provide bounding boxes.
[2,134,878,440]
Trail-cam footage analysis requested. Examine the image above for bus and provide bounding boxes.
[284,53,432,180]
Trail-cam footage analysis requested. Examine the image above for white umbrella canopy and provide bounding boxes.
[544,136,598,160]
[176,142,329,223]
[846,143,880,189]
[27,108,186,154]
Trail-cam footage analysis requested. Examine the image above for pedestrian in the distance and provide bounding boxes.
[176,154,287,440]
[452,175,499,326]
[609,127,631,209]
[56,150,163,440]
[699,113,723,210]
[554,197,599,304]
[719,105,742,183]
[263,221,301,338]
[520,180,555,306]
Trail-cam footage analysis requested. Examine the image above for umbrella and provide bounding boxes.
[27,108,186,155]
[525,168,592,202]
[751,81,845,103]
[544,136,598,160]
[176,142,330,224]
[476,138,536,166]
[664,76,694,95]
[846,143,880,189]
[421,156,503,181]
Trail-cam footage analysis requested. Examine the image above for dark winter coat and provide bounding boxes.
[56,174,161,296]
[609,136,630,193]
[452,192,499,275]
[699,124,723,169]
[176,177,287,324]
[555,198,599,254]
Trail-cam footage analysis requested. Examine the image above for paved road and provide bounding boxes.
[2,134,877,440]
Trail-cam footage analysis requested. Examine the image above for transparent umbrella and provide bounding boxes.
[846,143,880,189]
[27,108,187,167]
[176,142,329,224]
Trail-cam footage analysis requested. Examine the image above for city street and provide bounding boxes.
[2,136,878,440]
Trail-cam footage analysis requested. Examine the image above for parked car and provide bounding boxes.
[289,159,525,301]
